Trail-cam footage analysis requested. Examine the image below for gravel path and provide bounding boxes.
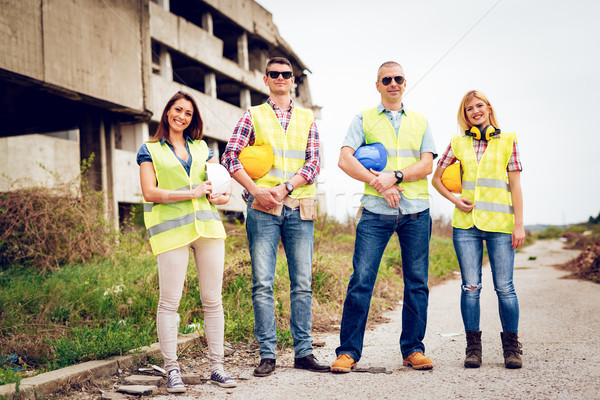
[152,239,600,400]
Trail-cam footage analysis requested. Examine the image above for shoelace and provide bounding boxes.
[168,370,184,387]
[212,370,232,383]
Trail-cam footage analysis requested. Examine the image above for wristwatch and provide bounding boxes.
[394,170,404,184]
[283,181,294,194]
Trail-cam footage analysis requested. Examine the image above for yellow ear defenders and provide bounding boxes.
[465,125,501,140]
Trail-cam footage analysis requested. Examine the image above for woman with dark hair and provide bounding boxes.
[432,90,525,369]
[137,91,236,392]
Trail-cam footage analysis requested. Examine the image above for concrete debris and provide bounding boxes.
[181,373,204,385]
[116,385,158,396]
[123,375,164,386]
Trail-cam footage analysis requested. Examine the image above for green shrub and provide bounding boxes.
[535,226,564,239]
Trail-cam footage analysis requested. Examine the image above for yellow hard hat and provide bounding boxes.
[441,162,462,194]
[239,144,274,179]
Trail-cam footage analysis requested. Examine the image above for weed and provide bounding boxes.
[49,320,154,369]
[277,329,293,349]
[0,156,118,272]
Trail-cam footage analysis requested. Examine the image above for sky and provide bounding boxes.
[255,0,600,226]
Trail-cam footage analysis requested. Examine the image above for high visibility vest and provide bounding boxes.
[362,107,429,200]
[250,103,316,199]
[143,140,226,255]
[451,133,516,233]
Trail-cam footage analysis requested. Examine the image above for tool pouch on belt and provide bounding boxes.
[298,198,317,221]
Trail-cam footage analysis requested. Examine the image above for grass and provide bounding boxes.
[0,215,459,385]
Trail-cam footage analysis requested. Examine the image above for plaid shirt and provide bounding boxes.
[221,98,320,184]
[437,134,522,172]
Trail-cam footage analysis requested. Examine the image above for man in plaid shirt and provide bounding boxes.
[221,57,328,377]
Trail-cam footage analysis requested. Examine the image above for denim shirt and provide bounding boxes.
[342,103,437,215]
[136,135,214,176]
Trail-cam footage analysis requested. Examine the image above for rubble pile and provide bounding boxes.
[561,241,600,284]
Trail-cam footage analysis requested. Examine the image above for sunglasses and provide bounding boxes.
[267,71,293,79]
[381,76,405,86]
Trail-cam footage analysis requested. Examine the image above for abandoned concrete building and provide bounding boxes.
[0,0,322,226]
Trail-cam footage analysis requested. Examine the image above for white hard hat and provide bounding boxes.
[205,163,232,194]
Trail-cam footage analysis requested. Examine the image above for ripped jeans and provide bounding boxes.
[453,227,519,333]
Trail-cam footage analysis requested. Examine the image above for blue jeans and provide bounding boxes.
[336,208,432,361]
[453,227,519,333]
[246,196,314,359]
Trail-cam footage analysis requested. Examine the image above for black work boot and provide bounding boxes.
[294,354,331,372]
[501,332,523,369]
[464,330,482,368]
[254,358,276,376]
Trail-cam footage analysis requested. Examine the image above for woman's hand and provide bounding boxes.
[454,197,475,213]
[512,223,526,249]
[191,181,212,198]
[208,192,231,205]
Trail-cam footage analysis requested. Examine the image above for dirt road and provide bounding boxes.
[153,239,600,400]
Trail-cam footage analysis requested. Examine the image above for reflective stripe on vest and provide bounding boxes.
[143,140,226,255]
[451,133,517,233]
[250,103,316,199]
[362,107,429,200]
[147,210,222,238]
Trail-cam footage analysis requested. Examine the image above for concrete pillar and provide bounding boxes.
[79,110,118,227]
[202,12,213,35]
[240,88,251,110]
[237,32,249,70]
[79,110,103,192]
[159,45,172,81]
[102,118,118,230]
[205,72,217,98]
[206,138,220,161]
[119,122,150,152]
[156,0,169,10]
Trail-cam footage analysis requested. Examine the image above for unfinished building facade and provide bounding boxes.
[0,0,321,226]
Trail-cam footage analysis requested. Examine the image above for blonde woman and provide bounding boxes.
[432,90,524,369]
[137,91,236,392]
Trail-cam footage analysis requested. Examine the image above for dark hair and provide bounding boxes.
[151,91,203,143]
[265,57,293,75]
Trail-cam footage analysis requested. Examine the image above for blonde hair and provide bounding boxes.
[457,90,499,133]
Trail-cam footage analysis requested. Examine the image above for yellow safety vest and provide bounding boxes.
[250,102,316,199]
[451,133,516,233]
[362,107,429,200]
[143,140,226,255]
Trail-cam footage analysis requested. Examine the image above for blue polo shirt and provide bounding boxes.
[342,103,437,215]
[136,136,214,176]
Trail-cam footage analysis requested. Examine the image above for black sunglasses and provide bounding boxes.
[267,71,293,79]
[381,76,405,86]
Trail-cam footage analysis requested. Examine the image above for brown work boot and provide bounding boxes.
[501,332,523,369]
[331,354,356,373]
[403,352,434,370]
[464,330,482,368]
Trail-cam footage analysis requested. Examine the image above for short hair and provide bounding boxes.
[377,61,404,81]
[265,57,293,75]
[457,90,500,132]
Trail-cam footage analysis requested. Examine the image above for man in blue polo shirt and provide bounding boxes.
[332,61,437,373]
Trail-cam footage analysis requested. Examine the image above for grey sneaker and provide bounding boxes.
[210,369,237,388]
[166,369,186,393]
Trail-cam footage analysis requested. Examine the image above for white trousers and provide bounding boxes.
[156,237,225,373]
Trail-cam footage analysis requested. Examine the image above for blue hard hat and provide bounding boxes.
[354,143,387,172]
